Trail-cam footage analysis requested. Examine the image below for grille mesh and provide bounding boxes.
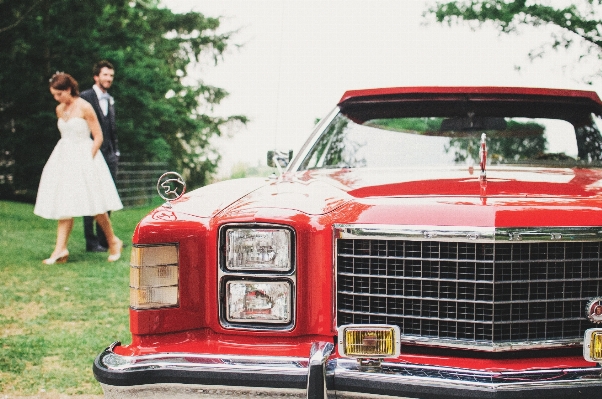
[336,239,602,347]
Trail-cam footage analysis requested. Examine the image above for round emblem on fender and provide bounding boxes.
[151,209,177,221]
[586,297,602,324]
[157,172,186,205]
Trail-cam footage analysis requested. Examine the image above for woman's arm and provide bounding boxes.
[82,100,104,157]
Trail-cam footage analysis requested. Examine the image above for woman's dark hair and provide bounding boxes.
[49,72,79,96]
[92,60,114,76]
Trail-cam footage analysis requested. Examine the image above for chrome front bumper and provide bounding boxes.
[94,341,602,399]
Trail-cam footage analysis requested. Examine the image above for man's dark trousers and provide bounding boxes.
[80,88,119,251]
[83,159,117,249]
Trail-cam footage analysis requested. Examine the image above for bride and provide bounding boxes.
[34,72,123,264]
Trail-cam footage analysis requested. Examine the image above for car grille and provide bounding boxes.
[335,226,602,350]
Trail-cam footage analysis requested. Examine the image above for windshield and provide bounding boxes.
[299,113,602,170]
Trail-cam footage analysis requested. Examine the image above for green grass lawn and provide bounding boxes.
[0,199,159,395]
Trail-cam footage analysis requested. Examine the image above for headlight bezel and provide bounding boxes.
[220,224,296,273]
[224,279,294,324]
[218,223,296,330]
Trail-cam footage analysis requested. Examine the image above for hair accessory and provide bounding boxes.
[49,71,65,82]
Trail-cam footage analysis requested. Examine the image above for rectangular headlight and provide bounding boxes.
[584,328,602,362]
[226,280,292,323]
[225,228,292,271]
[130,244,179,309]
[338,325,401,358]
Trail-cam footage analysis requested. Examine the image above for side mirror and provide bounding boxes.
[267,150,293,168]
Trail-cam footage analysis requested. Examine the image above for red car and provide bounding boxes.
[94,87,602,398]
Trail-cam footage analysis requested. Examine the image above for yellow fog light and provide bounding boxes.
[584,328,602,363]
[338,325,400,358]
[130,244,179,309]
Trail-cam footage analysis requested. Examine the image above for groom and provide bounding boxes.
[80,60,120,252]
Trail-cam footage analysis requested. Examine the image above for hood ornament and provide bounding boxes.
[479,133,487,180]
[157,172,186,208]
[479,133,488,204]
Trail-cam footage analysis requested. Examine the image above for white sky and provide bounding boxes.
[161,0,600,178]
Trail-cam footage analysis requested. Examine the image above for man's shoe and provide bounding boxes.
[87,245,108,253]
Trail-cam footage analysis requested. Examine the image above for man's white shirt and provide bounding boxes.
[92,85,110,116]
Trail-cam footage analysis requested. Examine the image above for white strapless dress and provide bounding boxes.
[34,117,123,219]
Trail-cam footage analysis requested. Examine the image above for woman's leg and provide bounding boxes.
[52,218,73,256]
[95,213,122,260]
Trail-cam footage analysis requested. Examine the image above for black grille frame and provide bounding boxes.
[335,225,602,351]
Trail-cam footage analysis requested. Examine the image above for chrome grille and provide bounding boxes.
[335,226,602,350]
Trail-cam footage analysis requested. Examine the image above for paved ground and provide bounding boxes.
[0,396,103,399]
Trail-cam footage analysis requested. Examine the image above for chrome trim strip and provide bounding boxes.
[307,342,334,399]
[101,351,310,374]
[390,335,581,352]
[289,107,340,172]
[335,224,602,243]
[333,358,602,391]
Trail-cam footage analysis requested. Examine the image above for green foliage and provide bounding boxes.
[0,199,159,394]
[0,0,248,201]
[369,117,444,132]
[362,116,548,165]
[426,0,602,83]
[228,162,274,180]
[300,115,367,169]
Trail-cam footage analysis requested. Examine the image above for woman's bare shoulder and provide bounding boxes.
[78,97,94,110]
[80,98,99,121]
[55,103,63,116]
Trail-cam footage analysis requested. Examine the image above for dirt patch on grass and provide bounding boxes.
[0,302,47,322]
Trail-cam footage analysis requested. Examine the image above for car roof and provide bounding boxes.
[339,86,602,106]
[337,86,602,123]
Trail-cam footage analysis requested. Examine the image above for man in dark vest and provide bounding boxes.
[80,60,120,252]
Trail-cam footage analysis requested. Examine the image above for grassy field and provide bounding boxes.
[0,199,159,396]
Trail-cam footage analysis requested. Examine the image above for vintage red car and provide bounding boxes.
[94,86,602,398]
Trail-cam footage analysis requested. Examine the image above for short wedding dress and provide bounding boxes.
[34,117,123,220]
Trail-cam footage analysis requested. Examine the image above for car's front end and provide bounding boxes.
[94,87,602,398]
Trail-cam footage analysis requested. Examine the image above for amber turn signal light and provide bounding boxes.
[338,325,400,358]
[584,328,602,363]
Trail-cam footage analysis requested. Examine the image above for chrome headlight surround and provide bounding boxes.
[225,279,293,324]
[219,224,296,330]
[222,226,293,272]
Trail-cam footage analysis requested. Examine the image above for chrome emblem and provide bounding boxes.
[151,209,177,221]
[157,172,186,207]
[586,297,602,324]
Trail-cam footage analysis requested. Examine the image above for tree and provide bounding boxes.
[426,0,602,83]
[0,0,247,201]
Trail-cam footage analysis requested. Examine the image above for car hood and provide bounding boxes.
[308,166,602,199]
[172,167,602,225]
